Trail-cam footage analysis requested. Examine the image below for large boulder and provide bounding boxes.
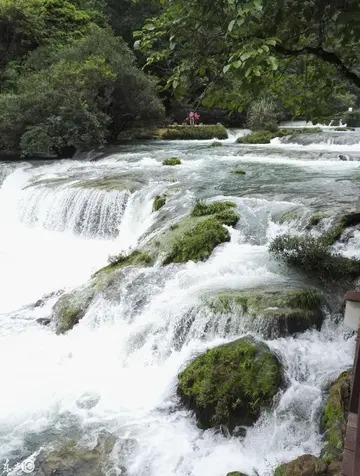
[204,289,324,338]
[177,337,283,430]
[274,455,328,476]
[321,370,351,464]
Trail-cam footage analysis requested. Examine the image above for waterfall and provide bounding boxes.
[0,139,357,476]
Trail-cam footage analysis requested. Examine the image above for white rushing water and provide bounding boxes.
[0,135,357,476]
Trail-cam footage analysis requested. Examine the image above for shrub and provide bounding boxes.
[247,98,279,131]
[162,157,181,165]
[269,234,360,283]
[342,110,360,127]
[191,200,236,217]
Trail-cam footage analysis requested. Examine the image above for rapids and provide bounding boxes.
[0,131,358,476]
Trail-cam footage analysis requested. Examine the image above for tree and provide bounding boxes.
[136,0,360,120]
[0,28,164,155]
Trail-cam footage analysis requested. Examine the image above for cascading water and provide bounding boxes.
[0,133,358,476]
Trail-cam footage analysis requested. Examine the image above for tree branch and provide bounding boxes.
[275,44,360,88]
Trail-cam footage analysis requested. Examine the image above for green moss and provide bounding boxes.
[54,287,95,334]
[158,125,228,140]
[191,200,236,217]
[226,473,248,476]
[322,212,360,246]
[211,140,223,147]
[237,130,274,144]
[178,337,282,430]
[321,370,351,464]
[162,201,239,264]
[231,169,246,175]
[278,210,301,223]
[163,217,230,264]
[273,455,327,476]
[306,213,326,229]
[205,289,323,337]
[163,157,181,166]
[94,250,153,277]
[153,194,166,211]
[269,234,360,284]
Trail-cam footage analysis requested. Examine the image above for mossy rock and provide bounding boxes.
[53,251,153,333]
[274,455,328,476]
[306,213,326,229]
[226,472,249,476]
[75,175,144,192]
[35,432,116,476]
[230,169,246,175]
[178,336,283,430]
[93,250,153,278]
[163,157,181,166]
[153,194,166,211]
[322,212,360,246]
[321,370,351,464]
[161,201,238,264]
[158,124,228,140]
[211,140,223,147]
[205,289,324,338]
[237,130,274,144]
[53,286,96,334]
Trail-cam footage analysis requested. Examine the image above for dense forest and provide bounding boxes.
[0,0,360,156]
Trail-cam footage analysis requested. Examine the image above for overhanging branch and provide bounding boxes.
[275,44,360,88]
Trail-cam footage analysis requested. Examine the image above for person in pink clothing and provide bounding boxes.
[194,112,200,124]
[188,111,194,125]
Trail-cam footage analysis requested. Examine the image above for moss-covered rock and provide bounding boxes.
[153,194,166,211]
[322,212,360,246]
[226,472,249,476]
[160,201,238,264]
[321,370,351,464]
[53,251,153,333]
[211,140,223,147]
[35,432,116,476]
[163,157,181,165]
[205,289,324,338]
[231,169,246,175]
[178,337,283,430]
[53,286,96,334]
[274,455,328,476]
[306,213,326,229]
[158,124,228,140]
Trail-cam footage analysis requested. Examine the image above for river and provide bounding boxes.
[0,129,358,475]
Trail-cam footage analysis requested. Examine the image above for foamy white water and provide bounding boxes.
[0,135,356,475]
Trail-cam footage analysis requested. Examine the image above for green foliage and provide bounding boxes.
[321,371,351,464]
[159,125,228,140]
[247,98,279,131]
[153,194,166,211]
[231,169,246,175]
[136,0,359,121]
[0,5,164,155]
[177,337,283,430]
[162,157,181,165]
[343,110,360,127]
[269,234,360,283]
